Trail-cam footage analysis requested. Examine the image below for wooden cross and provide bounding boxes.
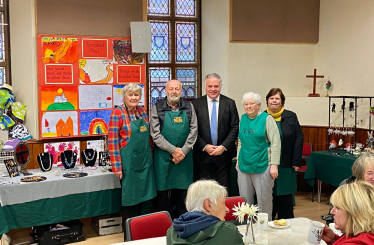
[306,68,324,97]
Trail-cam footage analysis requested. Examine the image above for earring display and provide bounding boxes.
[81,149,97,167]
[98,151,110,166]
[37,153,53,172]
[4,159,20,178]
[61,150,77,169]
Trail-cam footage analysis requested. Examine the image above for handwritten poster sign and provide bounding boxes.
[117,65,141,84]
[82,39,108,58]
[45,64,73,84]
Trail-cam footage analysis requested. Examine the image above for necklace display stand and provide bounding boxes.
[81,149,97,167]
[36,153,53,172]
[61,150,77,169]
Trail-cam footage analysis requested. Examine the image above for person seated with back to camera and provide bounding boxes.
[166,180,244,245]
[321,181,374,245]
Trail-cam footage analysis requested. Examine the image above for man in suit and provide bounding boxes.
[191,73,239,190]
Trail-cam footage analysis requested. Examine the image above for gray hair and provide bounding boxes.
[204,73,222,86]
[185,180,227,212]
[352,152,374,180]
[242,92,262,106]
[122,83,142,99]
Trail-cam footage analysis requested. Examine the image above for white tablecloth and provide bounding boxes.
[111,217,327,245]
[0,166,121,206]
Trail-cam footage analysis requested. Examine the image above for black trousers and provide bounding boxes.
[272,194,294,220]
[195,160,231,193]
[157,189,187,217]
[123,202,143,241]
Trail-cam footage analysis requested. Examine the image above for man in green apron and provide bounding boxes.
[150,80,197,216]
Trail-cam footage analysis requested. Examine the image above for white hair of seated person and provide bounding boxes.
[186,180,227,212]
[122,83,143,99]
[242,92,262,106]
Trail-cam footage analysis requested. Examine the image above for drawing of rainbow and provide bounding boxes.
[88,118,108,134]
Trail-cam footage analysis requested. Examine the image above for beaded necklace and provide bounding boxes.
[37,153,53,172]
[62,151,75,168]
[82,149,96,164]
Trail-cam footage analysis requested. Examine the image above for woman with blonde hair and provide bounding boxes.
[322,181,374,244]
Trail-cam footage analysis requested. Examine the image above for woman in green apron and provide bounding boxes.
[108,84,156,240]
[236,92,281,221]
[266,88,303,220]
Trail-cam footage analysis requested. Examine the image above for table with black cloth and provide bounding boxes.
[303,150,356,202]
[0,166,122,236]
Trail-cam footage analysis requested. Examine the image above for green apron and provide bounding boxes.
[273,121,297,196]
[154,110,193,191]
[238,112,270,173]
[119,107,156,206]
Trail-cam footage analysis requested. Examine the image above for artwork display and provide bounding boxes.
[79,110,111,135]
[41,111,78,137]
[44,141,80,165]
[37,35,146,138]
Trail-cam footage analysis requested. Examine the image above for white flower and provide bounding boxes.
[232,202,259,224]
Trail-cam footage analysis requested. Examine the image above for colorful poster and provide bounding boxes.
[78,85,112,110]
[41,37,78,63]
[79,110,111,135]
[45,64,74,84]
[82,39,108,58]
[117,65,141,84]
[41,111,78,137]
[44,141,80,164]
[113,40,144,64]
[79,59,113,84]
[40,86,78,111]
[113,84,145,107]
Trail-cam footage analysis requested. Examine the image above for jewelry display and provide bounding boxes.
[81,166,98,171]
[98,151,110,166]
[61,150,77,169]
[36,153,53,172]
[63,172,88,178]
[81,149,97,167]
[20,176,47,182]
[4,159,20,178]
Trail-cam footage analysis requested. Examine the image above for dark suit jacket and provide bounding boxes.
[191,94,239,164]
[279,109,303,168]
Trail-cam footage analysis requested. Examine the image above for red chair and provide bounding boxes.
[225,196,248,225]
[297,143,315,201]
[125,211,172,241]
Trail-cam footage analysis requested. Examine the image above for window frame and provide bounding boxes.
[0,0,11,85]
[146,0,201,111]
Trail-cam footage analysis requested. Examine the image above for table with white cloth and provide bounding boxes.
[111,217,327,245]
[0,166,122,236]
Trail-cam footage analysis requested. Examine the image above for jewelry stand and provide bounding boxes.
[36,152,53,172]
[81,149,97,167]
[61,150,77,169]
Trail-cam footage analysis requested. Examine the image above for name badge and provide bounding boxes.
[140,125,147,132]
[174,117,183,123]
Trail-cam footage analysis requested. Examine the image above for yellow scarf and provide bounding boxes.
[267,107,284,121]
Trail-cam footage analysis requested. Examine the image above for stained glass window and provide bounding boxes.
[148,0,170,16]
[150,21,171,63]
[0,13,4,62]
[177,68,196,99]
[147,0,200,109]
[176,0,195,17]
[176,22,196,62]
[150,68,171,107]
[0,67,5,85]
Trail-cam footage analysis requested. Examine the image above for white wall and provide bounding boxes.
[202,0,374,128]
[9,0,38,138]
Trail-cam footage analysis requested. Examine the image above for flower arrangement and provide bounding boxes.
[232,202,259,244]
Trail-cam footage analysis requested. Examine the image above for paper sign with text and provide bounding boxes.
[117,65,141,84]
[82,39,108,58]
[45,64,73,84]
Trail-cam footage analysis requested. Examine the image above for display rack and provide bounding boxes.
[0,150,14,175]
[328,96,373,144]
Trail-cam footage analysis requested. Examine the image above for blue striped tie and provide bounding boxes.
[211,99,217,145]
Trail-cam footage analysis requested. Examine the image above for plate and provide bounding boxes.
[268,221,290,229]
[63,172,88,178]
[21,176,47,182]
